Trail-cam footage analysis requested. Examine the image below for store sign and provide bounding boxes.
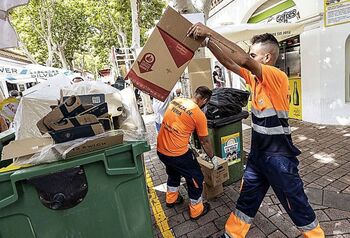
[0,64,73,82]
[220,133,241,166]
[288,77,302,120]
[324,0,350,27]
[262,7,300,24]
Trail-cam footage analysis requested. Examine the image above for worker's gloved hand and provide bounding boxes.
[211,156,221,170]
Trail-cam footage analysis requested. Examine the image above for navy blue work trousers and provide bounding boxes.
[157,150,204,200]
[236,151,316,227]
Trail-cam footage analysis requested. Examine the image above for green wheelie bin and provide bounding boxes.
[207,111,249,185]
[0,141,152,238]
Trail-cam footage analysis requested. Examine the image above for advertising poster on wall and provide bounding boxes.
[324,0,350,27]
[221,133,241,166]
[289,77,302,120]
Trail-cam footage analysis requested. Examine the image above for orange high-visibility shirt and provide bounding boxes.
[240,64,300,157]
[157,98,208,156]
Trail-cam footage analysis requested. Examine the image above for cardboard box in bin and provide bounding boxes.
[197,156,229,187]
[126,6,203,101]
[203,183,223,200]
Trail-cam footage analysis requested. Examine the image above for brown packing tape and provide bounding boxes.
[49,114,99,131]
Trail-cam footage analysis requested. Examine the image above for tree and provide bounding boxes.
[10,0,165,73]
[11,0,89,69]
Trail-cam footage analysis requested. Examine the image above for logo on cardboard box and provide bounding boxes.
[138,53,156,73]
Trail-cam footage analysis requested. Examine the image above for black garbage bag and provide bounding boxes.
[204,88,250,119]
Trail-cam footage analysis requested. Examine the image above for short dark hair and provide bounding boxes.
[214,65,220,69]
[251,33,279,47]
[194,86,212,100]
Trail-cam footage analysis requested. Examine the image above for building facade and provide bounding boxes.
[207,0,350,125]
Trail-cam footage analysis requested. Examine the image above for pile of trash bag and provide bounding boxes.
[204,88,250,120]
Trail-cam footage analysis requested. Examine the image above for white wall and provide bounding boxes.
[300,26,322,124]
[318,23,350,125]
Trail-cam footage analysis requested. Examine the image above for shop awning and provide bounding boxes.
[215,23,305,43]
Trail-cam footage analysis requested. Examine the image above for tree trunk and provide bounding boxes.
[130,0,140,49]
[56,44,69,69]
[18,40,38,64]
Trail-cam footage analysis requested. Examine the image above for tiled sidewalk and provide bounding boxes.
[143,115,350,238]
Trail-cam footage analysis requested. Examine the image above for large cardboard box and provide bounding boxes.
[197,156,229,187]
[188,58,214,96]
[126,6,203,101]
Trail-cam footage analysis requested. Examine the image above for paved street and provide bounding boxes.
[143,114,350,238]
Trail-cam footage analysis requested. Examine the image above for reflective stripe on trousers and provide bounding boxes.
[224,210,252,238]
[166,185,179,204]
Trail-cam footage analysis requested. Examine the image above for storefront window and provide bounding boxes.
[346,35,350,102]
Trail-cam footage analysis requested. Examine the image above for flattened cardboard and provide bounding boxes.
[2,137,53,161]
[197,157,229,187]
[203,183,223,200]
[49,114,99,131]
[49,123,105,143]
[65,133,123,158]
[2,133,123,161]
[62,94,105,106]
[127,6,203,101]
[79,103,108,118]
[188,58,213,96]
[43,96,85,130]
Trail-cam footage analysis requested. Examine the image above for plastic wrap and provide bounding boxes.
[14,81,145,141]
[118,87,146,141]
[13,98,57,139]
[13,130,124,166]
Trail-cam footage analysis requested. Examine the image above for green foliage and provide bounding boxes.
[10,0,165,72]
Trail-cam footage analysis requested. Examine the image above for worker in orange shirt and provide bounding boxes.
[187,24,325,238]
[157,86,215,220]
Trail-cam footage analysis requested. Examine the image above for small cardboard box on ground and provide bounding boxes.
[188,58,213,96]
[197,156,229,187]
[203,183,223,200]
[126,6,203,101]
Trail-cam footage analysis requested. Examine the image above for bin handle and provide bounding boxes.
[0,178,19,210]
[103,142,150,176]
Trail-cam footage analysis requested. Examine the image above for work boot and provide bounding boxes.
[190,202,210,220]
[166,194,184,208]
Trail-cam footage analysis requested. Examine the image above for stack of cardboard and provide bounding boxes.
[197,156,229,200]
[37,95,111,143]
[2,94,124,163]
